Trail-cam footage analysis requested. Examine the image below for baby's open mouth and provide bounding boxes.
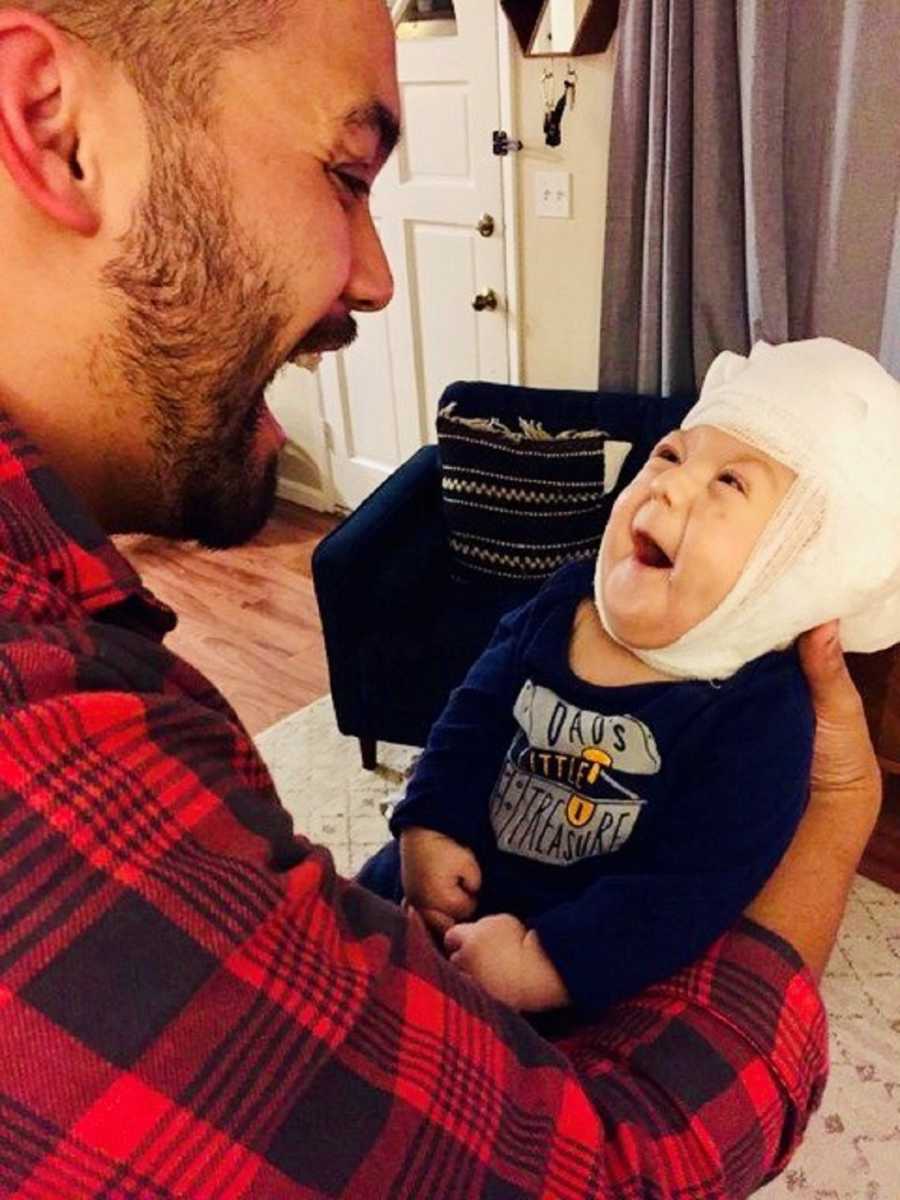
[633,530,673,569]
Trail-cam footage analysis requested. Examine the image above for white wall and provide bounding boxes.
[268,366,333,509]
[512,36,618,390]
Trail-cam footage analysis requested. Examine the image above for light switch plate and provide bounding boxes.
[535,170,572,219]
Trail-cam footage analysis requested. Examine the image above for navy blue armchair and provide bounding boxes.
[312,381,692,768]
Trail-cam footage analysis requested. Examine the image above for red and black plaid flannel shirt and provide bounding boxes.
[0,414,827,1198]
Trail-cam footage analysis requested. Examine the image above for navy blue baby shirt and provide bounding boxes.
[389,561,815,1015]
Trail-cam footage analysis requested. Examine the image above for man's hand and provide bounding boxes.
[745,621,882,978]
[399,827,481,938]
[444,914,570,1012]
[798,622,883,805]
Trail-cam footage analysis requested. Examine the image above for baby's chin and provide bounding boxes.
[601,588,710,651]
[597,577,680,651]
[608,620,678,651]
[597,593,673,650]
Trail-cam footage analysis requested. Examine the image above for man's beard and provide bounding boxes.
[101,126,356,549]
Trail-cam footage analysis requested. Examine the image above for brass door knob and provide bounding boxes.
[477,213,496,238]
[473,289,499,312]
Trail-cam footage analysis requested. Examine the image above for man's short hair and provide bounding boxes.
[20,1,293,121]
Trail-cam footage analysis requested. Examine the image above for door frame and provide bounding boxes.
[276,2,521,513]
[497,10,522,385]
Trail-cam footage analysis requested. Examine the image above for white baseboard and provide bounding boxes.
[276,477,337,514]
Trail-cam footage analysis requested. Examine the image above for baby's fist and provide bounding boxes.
[399,827,481,935]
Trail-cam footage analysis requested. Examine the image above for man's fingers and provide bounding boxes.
[797,622,862,719]
[797,622,882,796]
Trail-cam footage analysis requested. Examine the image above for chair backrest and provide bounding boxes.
[439,381,693,479]
[434,381,695,588]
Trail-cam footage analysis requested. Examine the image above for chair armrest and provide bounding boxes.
[313,445,446,609]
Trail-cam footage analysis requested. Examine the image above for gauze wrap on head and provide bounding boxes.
[594,338,900,681]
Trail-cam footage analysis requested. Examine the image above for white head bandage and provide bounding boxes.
[595,338,900,680]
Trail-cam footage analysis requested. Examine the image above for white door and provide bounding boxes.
[320,0,514,510]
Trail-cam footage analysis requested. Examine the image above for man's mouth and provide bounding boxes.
[632,529,673,569]
[286,313,359,364]
[242,313,360,442]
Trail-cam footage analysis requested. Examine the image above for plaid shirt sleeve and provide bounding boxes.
[0,422,827,1200]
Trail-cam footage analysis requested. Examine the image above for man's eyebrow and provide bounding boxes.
[342,102,402,161]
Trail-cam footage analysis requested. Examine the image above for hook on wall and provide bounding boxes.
[542,64,577,148]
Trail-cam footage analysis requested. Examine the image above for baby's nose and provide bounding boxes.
[650,464,698,507]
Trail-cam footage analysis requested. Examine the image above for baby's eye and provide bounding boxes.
[654,444,680,464]
[718,470,747,495]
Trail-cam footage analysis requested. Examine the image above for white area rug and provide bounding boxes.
[256,697,900,1200]
[256,696,417,877]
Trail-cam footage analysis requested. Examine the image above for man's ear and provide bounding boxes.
[0,11,99,236]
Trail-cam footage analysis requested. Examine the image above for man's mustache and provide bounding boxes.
[288,314,359,361]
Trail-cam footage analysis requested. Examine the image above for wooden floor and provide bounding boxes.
[116,500,339,739]
[117,500,899,893]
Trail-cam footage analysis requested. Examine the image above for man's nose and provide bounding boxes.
[343,207,394,314]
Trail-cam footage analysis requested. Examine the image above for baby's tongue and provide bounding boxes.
[635,532,671,568]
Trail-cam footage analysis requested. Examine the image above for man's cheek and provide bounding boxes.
[287,177,352,264]
[242,175,350,301]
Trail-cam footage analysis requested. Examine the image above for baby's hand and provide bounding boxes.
[444,914,570,1012]
[399,827,481,938]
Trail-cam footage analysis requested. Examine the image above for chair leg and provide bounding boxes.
[360,737,378,771]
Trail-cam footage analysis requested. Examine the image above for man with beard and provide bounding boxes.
[0,2,882,1197]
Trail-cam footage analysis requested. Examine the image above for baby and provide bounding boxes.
[358,338,900,1017]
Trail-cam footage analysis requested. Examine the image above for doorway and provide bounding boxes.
[316,0,519,509]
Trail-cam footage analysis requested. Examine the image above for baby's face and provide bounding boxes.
[600,425,796,649]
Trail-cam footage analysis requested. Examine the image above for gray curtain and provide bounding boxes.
[599,0,900,396]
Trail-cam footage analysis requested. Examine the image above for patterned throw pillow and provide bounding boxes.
[437,402,632,584]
